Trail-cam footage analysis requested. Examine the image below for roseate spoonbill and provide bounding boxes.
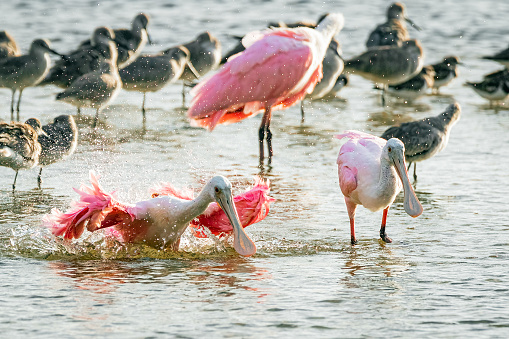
[43,172,275,257]
[26,115,78,188]
[0,39,63,120]
[40,27,119,89]
[386,65,435,101]
[79,13,151,69]
[0,31,20,59]
[188,13,345,162]
[336,130,423,244]
[0,119,42,191]
[429,56,462,94]
[381,103,461,181]
[300,39,344,122]
[120,45,199,122]
[179,32,221,106]
[483,44,509,68]
[366,2,421,49]
[465,69,509,106]
[344,39,423,105]
[56,40,122,128]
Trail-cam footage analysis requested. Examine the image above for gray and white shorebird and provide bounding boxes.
[0,39,62,120]
[483,44,509,68]
[179,32,221,106]
[79,13,151,69]
[465,68,509,106]
[0,31,21,59]
[120,45,199,122]
[300,39,344,121]
[26,115,78,188]
[380,102,461,181]
[344,39,424,105]
[56,41,122,128]
[386,65,435,101]
[366,2,421,49]
[0,119,42,191]
[429,56,462,94]
[40,27,118,89]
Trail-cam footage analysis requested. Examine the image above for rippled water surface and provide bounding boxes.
[1,0,509,337]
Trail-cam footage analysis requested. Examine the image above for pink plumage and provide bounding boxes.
[150,177,275,238]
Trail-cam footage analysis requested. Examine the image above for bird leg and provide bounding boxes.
[77,107,81,115]
[413,163,417,181]
[12,170,19,192]
[379,207,392,243]
[181,82,186,107]
[16,88,24,121]
[345,198,357,245]
[300,100,305,123]
[37,167,43,189]
[92,108,100,128]
[142,92,147,124]
[381,85,387,107]
[258,106,273,162]
[10,90,15,121]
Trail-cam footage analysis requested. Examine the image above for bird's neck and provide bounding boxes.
[376,157,400,197]
[183,189,214,222]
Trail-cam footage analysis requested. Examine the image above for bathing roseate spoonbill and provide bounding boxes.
[187,13,345,161]
[336,130,422,245]
[381,103,461,181]
[43,172,274,257]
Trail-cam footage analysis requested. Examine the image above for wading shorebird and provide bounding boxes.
[465,69,509,106]
[0,39,62,120]
[0,119,42,191]
[429,56,462,94]
[26,115,78,188]
[344,39,424,105]
[366,2,421,49]
[336,130,423,244]
[381,103,461,181]
[0,30,20,59]
[56,40,122,127]
[43,172,275,257]
[188,13,345,163]
[482,44,509,68]
[386,65,435,102]
[179,32,221,106]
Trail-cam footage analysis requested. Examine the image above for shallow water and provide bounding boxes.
[1,0,509,337]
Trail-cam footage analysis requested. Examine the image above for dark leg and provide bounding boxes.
[407,162,412,170]
[300,100,305,123]
[12,170,19,192]
[92,108,99,128]
[142,92,146,124]
[413,163,417,181]
[16,88,23,121]
[380,207,392,243]
[381,85,387,106]
[77,107,81,115]
[10,90,15,121]
[37,167,43,189]
[258,106,273,162]
[182,82,186,107]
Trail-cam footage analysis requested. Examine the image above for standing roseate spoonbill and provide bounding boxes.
[0,39,63,120]
[43,172,274,257]
[344,39,423,105]
[179,32,222,106]
[381,103,461,181]
[79,13,151,69]
[429,56,462,94]
[0,119,42,191]
[366,2,421,49]
[336,130,422,245]
[56,40,122,128]
[0,31,20,59]
[188,13,345,162]
[26,115,78,188]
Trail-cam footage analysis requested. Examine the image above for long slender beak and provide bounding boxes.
[405,17,422,31]
[393,153,423,217]
[217,190,257,257]
[46,47,65,58]
[186,60,201,79]
[146,31,153,45]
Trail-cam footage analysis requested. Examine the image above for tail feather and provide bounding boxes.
[43,171,135,240]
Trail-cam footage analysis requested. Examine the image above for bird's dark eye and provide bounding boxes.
[214,187,220,193]
[388,147,392,152]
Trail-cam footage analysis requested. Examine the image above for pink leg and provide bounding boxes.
[380,207,392,243]
[345,198,357,245]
